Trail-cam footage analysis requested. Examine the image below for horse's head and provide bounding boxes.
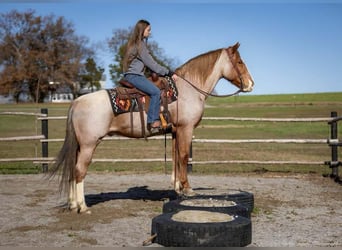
[223,42,254,92]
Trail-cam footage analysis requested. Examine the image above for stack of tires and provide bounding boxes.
[151,190,254,247]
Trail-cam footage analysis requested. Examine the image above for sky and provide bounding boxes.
[1,0,342,95]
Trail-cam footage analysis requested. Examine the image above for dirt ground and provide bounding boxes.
[0,172,341,247]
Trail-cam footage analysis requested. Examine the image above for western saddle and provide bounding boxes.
[116,73,174,138]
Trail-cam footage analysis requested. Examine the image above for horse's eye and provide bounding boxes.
[238,61,243,64]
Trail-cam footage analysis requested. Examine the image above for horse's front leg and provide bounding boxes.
[171,129,195,196]
[171,132,181,192]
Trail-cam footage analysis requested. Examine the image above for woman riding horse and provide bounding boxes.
[123,19,178,133]
[49,41,254,213]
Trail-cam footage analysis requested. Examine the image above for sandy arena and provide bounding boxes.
[0,172,341,247]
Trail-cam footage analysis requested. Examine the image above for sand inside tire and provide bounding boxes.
[171,210,235,223]
[180,198,236,207]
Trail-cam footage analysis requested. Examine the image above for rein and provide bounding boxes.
[176,74,241,98]
[175,47,245,98]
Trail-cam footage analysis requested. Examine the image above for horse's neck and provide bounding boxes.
[204,53,225,95]
[176,49,226,103]
[193,50,225,98]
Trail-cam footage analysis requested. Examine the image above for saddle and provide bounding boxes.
[107,73,178,138]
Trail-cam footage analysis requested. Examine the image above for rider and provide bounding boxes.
[122,19,177,132]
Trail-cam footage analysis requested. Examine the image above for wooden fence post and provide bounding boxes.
[187,141,193,172]
[328,111,340,182]
[41,108,48,172]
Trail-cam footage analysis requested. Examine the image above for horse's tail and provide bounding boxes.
[48,105,78,194]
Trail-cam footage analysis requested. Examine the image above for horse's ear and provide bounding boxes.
[232,42,240,52]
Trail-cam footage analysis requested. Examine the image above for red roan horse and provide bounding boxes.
[50,42,254,213]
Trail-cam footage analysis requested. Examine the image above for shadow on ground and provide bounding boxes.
[85,186,178,207]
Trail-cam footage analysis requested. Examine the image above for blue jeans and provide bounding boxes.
[124,74,161,124]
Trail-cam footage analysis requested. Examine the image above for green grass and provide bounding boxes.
[0,162,42,174]
[206,92,342,105]
[0,92,341,175]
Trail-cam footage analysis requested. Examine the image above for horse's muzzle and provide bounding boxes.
[242,79,254,92]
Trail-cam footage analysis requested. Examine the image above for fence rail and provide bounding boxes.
[0,109,341,183]
[203,117,333,122]
[0,111,46,117]
[193,139,328,144]
[0,135,45,141]
[0,157,326,167]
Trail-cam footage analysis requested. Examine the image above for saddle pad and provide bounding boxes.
[106,76,178,116]
[164,76,178,103]
[106,88,144,115]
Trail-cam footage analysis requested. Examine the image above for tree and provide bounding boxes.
[0,10,93,102]
[79,57,104,93]
[107,27,178,86]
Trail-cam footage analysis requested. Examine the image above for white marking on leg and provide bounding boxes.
[76,180,90,213]
[171,169,175,185]
[174,180,182,194]
[68,179,77,211]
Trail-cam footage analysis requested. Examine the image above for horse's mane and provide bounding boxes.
[176,48,222,85]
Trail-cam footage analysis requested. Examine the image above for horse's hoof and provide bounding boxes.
[183,188,196,197]
[83,210,92,215]
[69,207,78,213]
[67,203,78,213]
[78,207,91,214]
[174,181,182,194]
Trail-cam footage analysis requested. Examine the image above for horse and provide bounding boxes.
[49,42,254,213]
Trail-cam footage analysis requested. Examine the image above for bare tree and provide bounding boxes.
[0,10,93,102]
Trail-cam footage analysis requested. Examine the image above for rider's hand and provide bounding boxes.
[171,74,178,82]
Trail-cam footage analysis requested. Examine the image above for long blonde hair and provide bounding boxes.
[123,19,150,72]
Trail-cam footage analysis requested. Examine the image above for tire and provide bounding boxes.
[151,211,252,247]
[189,189,254,213]
[163,197,250,218]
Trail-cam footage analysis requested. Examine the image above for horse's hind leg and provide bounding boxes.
[68,179,77,211]
[73,145,96,213]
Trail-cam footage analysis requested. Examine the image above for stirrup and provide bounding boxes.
[159,113,171,130]
[150,127,161,135]
[159,114,172,133]
[147,122,162,134]
[162,122,173,133]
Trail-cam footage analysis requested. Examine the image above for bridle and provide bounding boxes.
[175,47,245,98]
[225,47,245,92]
